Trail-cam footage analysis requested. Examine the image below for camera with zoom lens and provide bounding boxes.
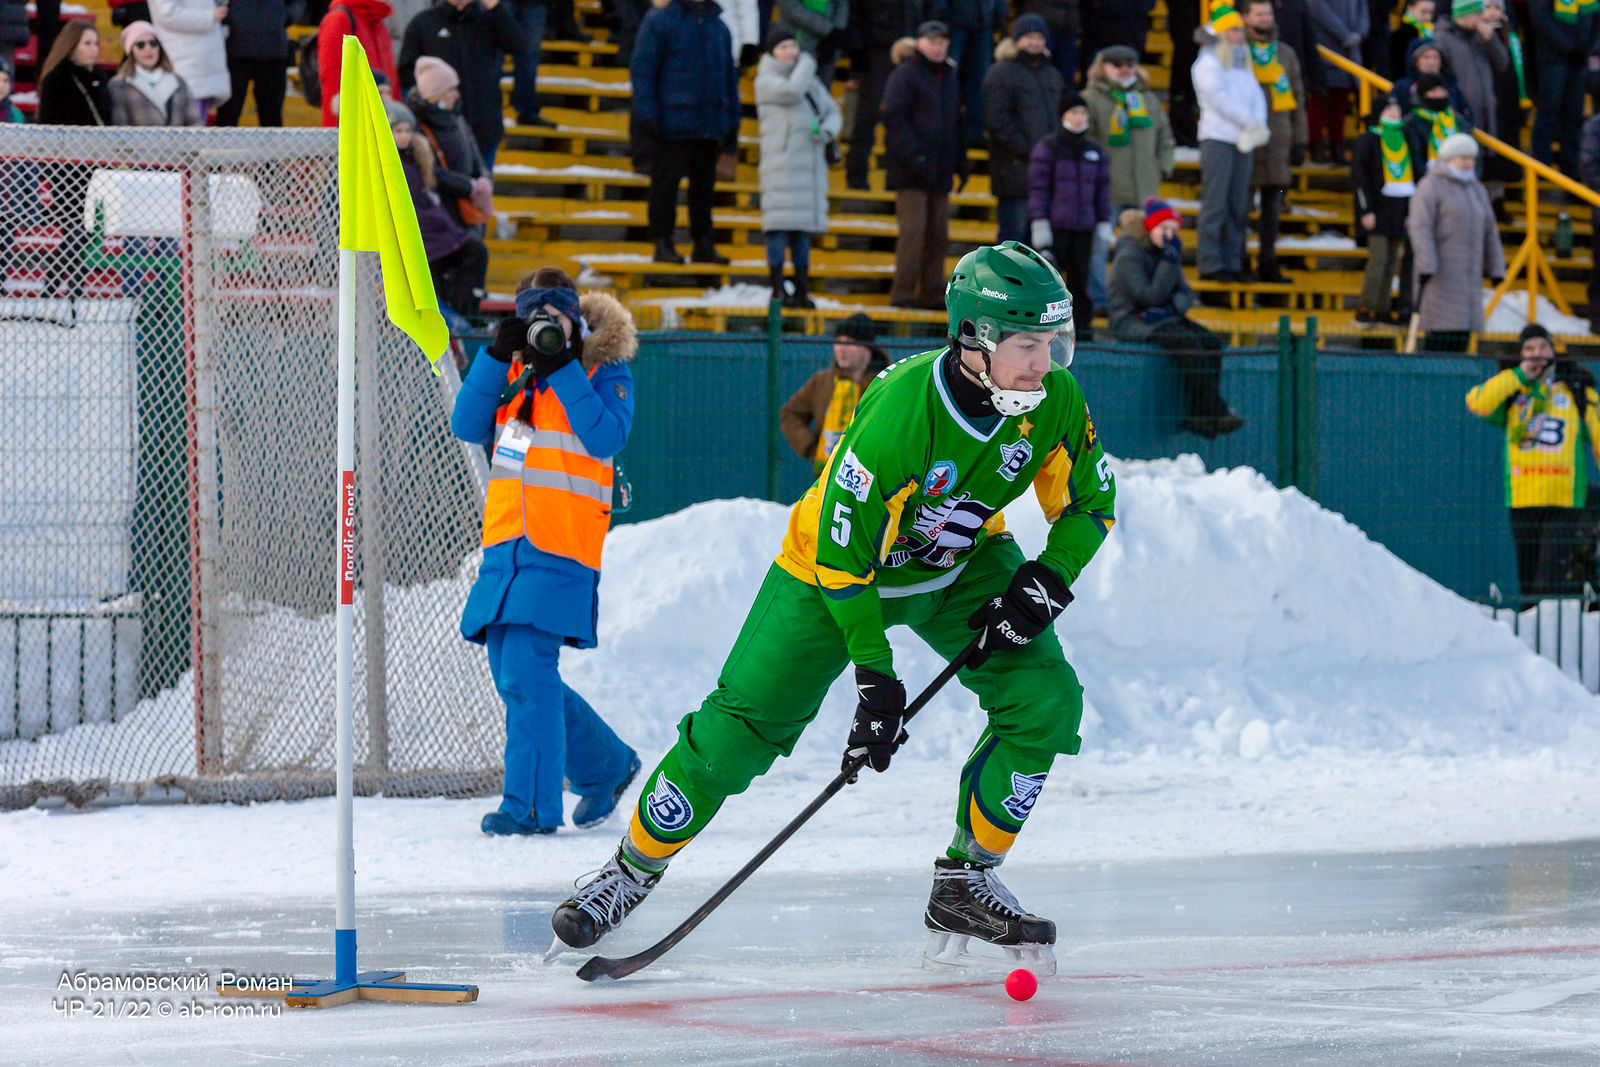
[525,311,567,358]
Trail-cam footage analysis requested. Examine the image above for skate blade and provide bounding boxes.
[543,933,582,963]
[921,930,1057,978]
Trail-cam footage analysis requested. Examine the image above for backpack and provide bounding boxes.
[298,5,355,110]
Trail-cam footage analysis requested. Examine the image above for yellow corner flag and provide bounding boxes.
[338,35,449,366]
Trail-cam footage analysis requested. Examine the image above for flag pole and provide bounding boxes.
[335,244,358,988]
[217,33,473,1009]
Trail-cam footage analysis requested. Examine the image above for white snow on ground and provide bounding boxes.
[1483,287,1594,336]
[640,283,849,328]
[3,455,1599,908]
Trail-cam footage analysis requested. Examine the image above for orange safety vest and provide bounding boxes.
[482,363,614,570]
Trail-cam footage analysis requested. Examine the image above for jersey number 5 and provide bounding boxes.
[830,502,852,546]
[1095,455,1113,492]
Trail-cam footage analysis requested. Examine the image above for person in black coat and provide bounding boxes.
[843,0,918,189]
[216,0,289,127]
[1528,0,1599,179]
[630,0,741,265]
[1388,0,1435,77]
[1275,0,1326,96]
[882,21,968,309]
[0,0,30,52]
[982,14,1064,245]
[1080,0,1155,68]
[405,82,492,233]
[36,23,112,300]
[398,0,529,169]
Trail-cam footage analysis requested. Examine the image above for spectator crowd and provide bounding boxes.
[3,0,1598,348]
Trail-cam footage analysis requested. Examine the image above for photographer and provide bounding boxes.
[1466,324,1600,598]
[452,268,642,836]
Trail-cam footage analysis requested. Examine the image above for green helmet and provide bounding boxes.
[944,242,1075,366]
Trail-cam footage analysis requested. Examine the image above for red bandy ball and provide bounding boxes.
[1004,968,1038,1001]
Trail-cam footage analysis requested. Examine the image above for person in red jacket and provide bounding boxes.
[317,0,399,127]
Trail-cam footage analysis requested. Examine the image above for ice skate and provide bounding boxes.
[546,849,659,958]
[922,857,1057,977]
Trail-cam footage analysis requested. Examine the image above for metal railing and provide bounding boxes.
[1479,594,1600,693]
[1315,45,1600,327]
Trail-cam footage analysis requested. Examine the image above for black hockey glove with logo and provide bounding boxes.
[966,561,1073,669]
[842,666,907,776]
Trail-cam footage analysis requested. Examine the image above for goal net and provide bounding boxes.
[0,125,502,808]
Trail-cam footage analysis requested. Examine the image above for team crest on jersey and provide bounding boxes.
[834,448,875,502]
[646,775,693,832]
[1001,771,1048,821]
[884,492,996,569]
[996,437,1034,481]
[923,460,958,497]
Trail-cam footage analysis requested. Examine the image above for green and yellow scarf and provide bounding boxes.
[1374,118,1415,195]
[1553,0,1600,25]
[1414,103,1458,160]
[1248,38,1297,111]
[1401,11,1433,37]
[1507,29,1531,108]
[1107,86,1153,147]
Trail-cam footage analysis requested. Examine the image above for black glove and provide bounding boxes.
[842,666,907,775]
[738,43,761,69]
[487,316,527,362]
[1290,144,1307,168]
[1160,235,1183,262]
[966,561,1073,669]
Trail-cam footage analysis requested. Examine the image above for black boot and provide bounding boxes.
[790,271,816,309]
[691,238,730,265]
[653,239,685,265]
[768,264,786,303]
[1256,256,1287,284]
[550,849,660,951]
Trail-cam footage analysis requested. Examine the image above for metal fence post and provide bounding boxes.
[766,299,782,501]
[189,157,222,775]
[1295,316,1319,500]
[1276,315,1296,490]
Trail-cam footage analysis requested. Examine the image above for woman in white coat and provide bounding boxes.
[755,26,842,309]
[148,0,231,116]
[1191,3,1269,281]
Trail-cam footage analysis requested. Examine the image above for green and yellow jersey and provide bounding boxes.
[1466,366,1600,509]
[776,348,1117,675]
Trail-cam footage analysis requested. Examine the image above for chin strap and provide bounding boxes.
[960,326,1046,416]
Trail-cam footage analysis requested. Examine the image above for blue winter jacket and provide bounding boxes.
[630,0,741,141]
[452,348,635,648]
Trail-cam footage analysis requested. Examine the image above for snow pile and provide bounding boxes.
[1483,288,1593,337]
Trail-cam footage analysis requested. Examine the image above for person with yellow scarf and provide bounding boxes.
[1352,96,1415,325]
[1389,0,1435,77]
[1241,0,1308,283]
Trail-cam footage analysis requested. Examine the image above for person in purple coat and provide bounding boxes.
[388,100,488,321]
[1027,90,1112,340]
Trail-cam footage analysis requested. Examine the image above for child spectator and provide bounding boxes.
[1351,97,1415,326]
[108,21,203,126]
[1389,0,1434,77]
[754,27,841,309]
[1028,90,1111,340]
[148,0,232,117]
[389,98,488,321]
[1403,72,1473,169]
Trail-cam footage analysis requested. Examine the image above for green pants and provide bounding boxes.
[622,534,1084,873]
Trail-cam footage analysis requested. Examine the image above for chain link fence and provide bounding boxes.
[0,126,502,808]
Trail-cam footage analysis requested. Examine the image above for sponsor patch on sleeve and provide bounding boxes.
[834,447,876,502]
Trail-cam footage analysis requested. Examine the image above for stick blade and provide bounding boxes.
[576,955,625,982]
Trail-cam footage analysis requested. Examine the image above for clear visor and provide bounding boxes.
[968,317,1076,371]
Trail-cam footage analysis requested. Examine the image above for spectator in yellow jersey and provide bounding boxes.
[1466,323,1600,598]
[780,313,891,474]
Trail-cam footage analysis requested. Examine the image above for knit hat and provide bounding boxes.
[1059,88,1087,115]
[1143,197,1181,232]
[120,20,159,57]
[1436,132,1478,161]
[765,25,795,52]
[1519,322,1554,348]
[1208,4,1243,33]
[384,98,415,129]
[413,56,460,102]
[1012,13,1048,41]
[1097,44,1139,65]
[1414,72,1448,98]
[834,312,877,345]
[1452,0,1483,15]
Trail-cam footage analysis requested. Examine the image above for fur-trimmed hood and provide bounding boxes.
[992,37,1051,63]
[1118,206,1152,247]
[578,291,638,368]
[891,36,956,67]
